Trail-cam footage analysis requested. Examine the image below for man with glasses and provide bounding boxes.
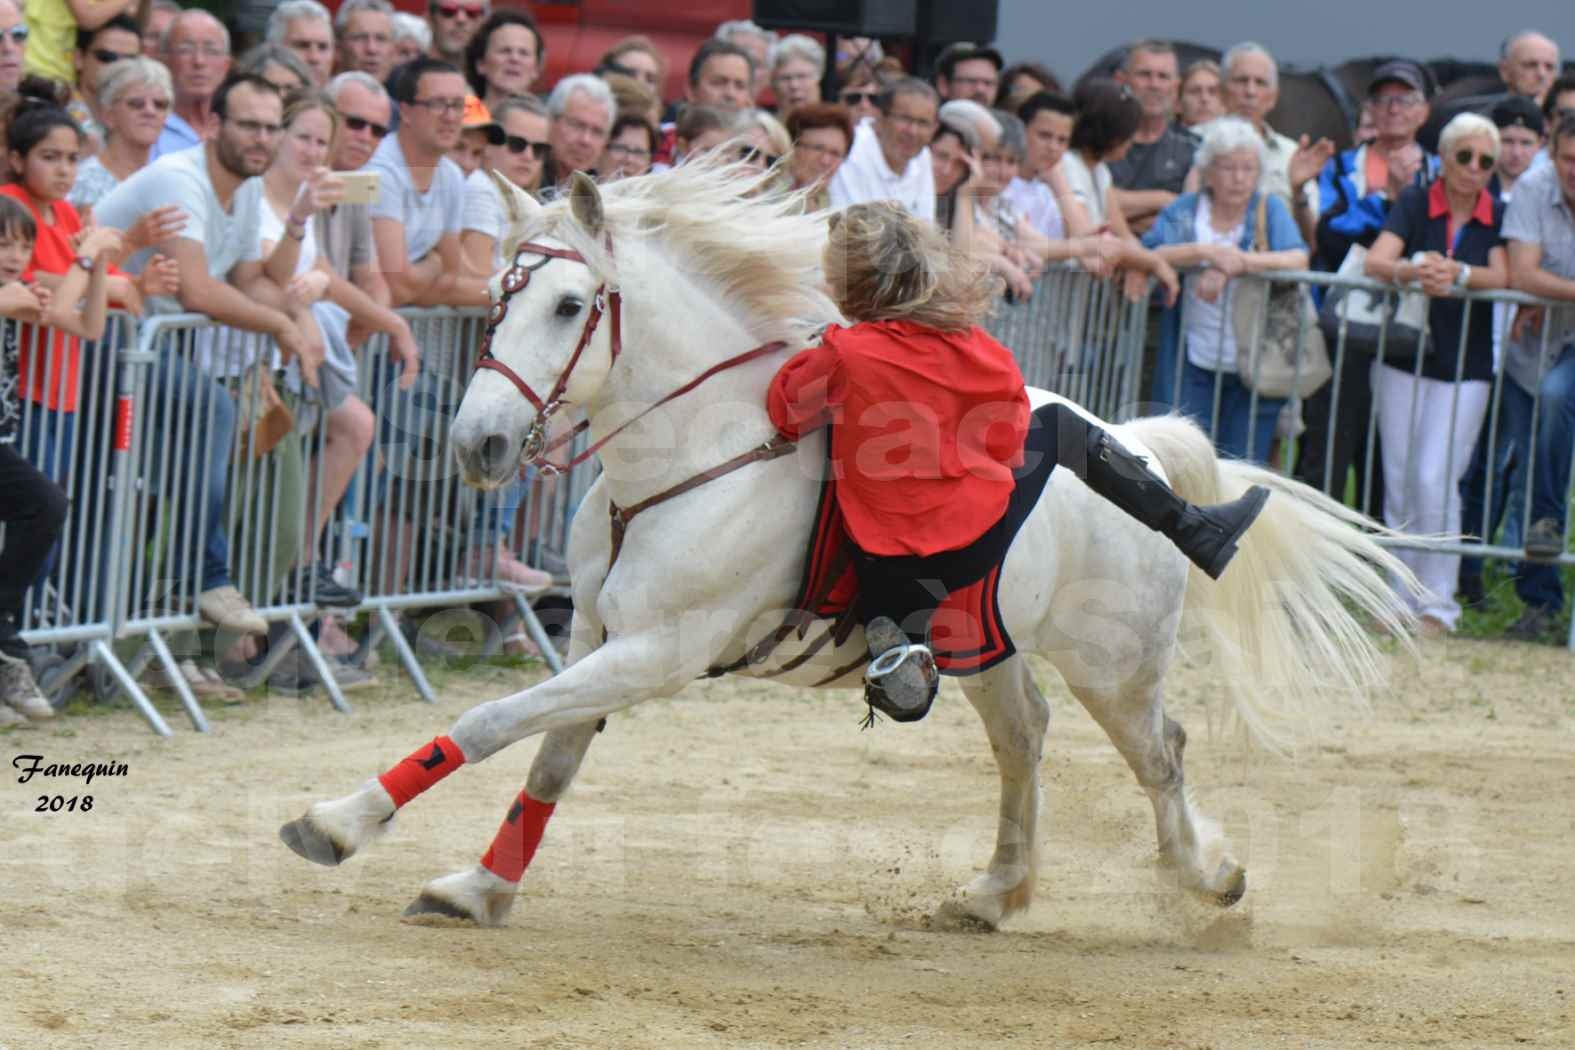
[1111,40,1198,235]
[369,56,484,307]
[1292,61,1438,513]
[1499,114,1575,640]
[94,74,322,638]
[828,78,939,223]
[153,9,232,159]
[268,0,335,87]
[335,0,395,82]
[544,73,614,187]
[0,0,22,94]
[934,42,1002,108]
[69,13,141,150]
[428,0,488,70]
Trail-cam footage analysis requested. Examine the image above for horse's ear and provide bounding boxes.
[568,171,604,236]
[488,169,541,262]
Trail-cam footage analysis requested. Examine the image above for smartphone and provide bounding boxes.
[336,171,381,205]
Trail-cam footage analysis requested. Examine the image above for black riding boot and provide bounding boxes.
[1070,424,1270,581]
[863,616,938,722]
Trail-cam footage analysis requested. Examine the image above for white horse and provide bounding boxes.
[280,161,1418,930]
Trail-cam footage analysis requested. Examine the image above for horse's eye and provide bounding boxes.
[556,298,583,318]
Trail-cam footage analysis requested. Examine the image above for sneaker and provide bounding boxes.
[0,649,57,720]
[294,563,363,609]
[1506,604,1559,643]
[1525,518,1566,561]
[469,543,553,595]
[172,658,244,701]
[330,658,379,692]
[199,585,269,635]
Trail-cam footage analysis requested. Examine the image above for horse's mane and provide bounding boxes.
[524,154,845,348]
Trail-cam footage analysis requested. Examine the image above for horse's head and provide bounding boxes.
[453,172,618,488]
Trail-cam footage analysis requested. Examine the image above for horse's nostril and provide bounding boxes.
[480,433,512,471]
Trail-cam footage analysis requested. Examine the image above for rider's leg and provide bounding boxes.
[850,548,944,721]
[1048,405,1269,580]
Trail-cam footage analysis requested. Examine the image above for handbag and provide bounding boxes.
[1232,195,1332,399]
[1315,243,1431,364]
[235,364,293,460]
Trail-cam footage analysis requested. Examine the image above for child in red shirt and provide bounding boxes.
[768,202,1270,721]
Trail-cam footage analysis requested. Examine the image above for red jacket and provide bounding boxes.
[767,320,1030,556]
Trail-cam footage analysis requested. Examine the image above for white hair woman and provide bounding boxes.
[1141,116,1310,462]
[1363,112,1509,636]
[770,34,824,119]
[70,57,173,214]
[391,12,431,67]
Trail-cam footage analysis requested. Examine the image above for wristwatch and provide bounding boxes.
[1454,263,1472,289]
[73,254,95,273]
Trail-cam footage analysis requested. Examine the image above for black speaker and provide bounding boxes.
[752,0,918,37]
[920,0,997,44]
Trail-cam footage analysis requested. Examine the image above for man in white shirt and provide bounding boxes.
[828,78,938,223]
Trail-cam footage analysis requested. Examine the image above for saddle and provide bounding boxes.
[710,403,1064,683]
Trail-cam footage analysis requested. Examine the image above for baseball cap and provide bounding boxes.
[936,42,1005,79]
[1492,95,1545,136]
[1368,60,1427,98]
[461,94,506,144]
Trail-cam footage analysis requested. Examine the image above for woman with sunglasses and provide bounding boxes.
[1363,112,1509,637]
[68,57,173,215]
[597,112,656,180]
[838,70,883,129]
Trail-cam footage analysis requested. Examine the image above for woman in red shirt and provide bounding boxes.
[769,202,1270,721]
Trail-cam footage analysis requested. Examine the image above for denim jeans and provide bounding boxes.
[147,350,237,592]
[1515,344,1575,612]
[19,406,75,586]
[1459,378,1532,583]
[1175,357,1284,463]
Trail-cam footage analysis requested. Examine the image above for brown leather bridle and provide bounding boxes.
[471,236,788,477]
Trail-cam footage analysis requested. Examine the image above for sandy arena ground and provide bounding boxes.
[2,635,1573,1049]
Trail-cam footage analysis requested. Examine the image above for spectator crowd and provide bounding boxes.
[3,2,1575,724]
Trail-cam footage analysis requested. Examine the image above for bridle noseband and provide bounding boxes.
[471,235,787,476]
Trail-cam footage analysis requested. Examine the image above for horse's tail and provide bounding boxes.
[1126,414,1420,753]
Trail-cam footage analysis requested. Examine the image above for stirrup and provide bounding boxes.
[863,642,938,724]
[866,640,934,683]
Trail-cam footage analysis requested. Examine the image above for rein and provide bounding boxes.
[473,238,789,476]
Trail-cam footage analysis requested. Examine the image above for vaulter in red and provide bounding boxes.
[768,202,1274,723]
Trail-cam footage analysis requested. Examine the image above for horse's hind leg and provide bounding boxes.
[1069,670,1245,907]
[937,657,1050,929]
[404,719,601,927]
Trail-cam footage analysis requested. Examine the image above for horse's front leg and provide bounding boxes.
[278,621,717,870]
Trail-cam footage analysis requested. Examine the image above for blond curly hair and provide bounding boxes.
[824,202,1000,332]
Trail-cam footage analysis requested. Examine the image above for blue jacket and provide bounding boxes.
[1312,144,1439,275]
[1142,190,1307,382]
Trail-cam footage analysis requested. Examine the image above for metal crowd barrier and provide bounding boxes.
[990,264,1575,650]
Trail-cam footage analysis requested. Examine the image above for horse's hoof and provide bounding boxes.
[1213,862,1247,908]
[279,814,348,867]
[404,892,477,922]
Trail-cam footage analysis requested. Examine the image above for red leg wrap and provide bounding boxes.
[377,735,465,809]
[479,790,556,883]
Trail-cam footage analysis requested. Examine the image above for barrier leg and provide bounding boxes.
[92,639,171,737]
[510,592,563,674]
[376,604,436,703]
[146,627,209,732]
[290,611,350,713]
[233,627,299,691]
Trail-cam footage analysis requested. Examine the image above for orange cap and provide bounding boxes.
[462,94,495,129]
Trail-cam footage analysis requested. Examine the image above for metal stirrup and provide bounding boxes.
[866,641,934,683]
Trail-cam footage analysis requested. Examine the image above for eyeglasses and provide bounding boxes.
[344,115,390,138]
[432,4,484,19]
[1372,93,1424,111]
[409,97,466,115]
[123,95,171,113]
[504,135,550,158]
[605,142,649,160]
[734,145,780,166]
[0,25,28,46]
[167,43,229,60]
[1454,148,1496,171]
[796,141,846,161]
[841,90,877,106]
[226,118,283,137]
[91,48,137,65]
